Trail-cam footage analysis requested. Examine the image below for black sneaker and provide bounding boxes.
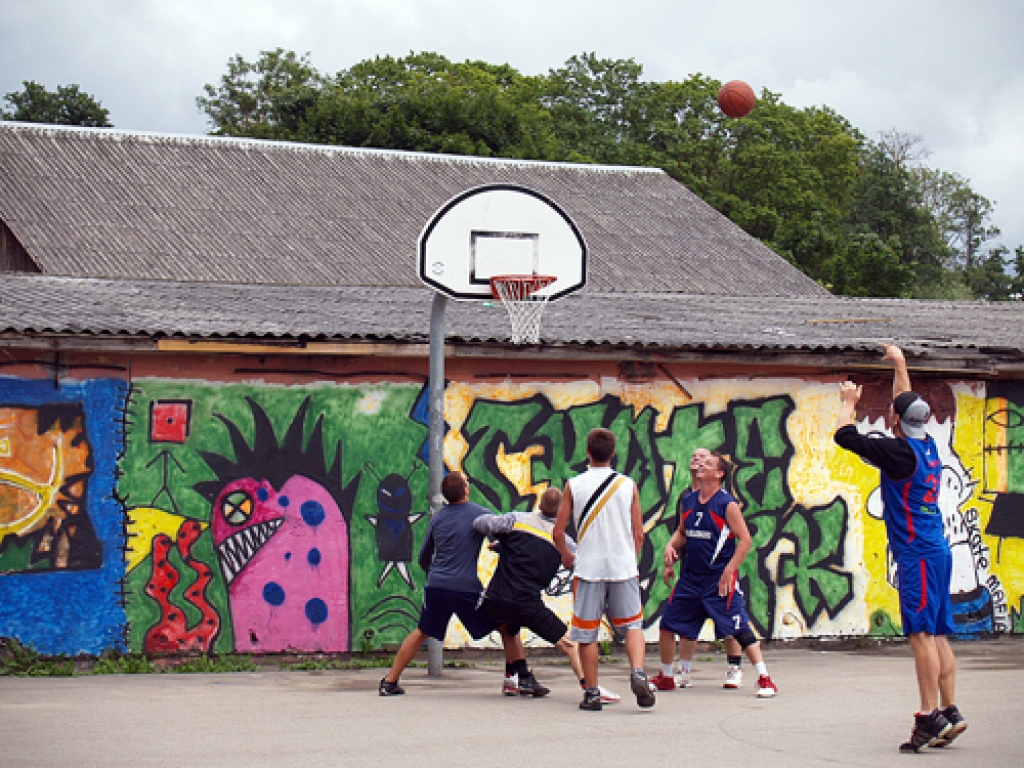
[518,673,550,698]
[630,670,656,709]
[899,710,952,753]
[379,677,405,696]
[579,687,603,711]
[932,705,968,747]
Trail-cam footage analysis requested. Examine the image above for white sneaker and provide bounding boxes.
[598,686,621,704]
[723,665,743,689]
[667,671,692,688]
[502,674,519,696]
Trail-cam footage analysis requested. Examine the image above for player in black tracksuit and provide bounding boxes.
[474,488,585,694]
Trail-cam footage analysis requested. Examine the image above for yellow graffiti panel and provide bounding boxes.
[125,506,207,574]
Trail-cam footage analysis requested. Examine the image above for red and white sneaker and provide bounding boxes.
[649,673,676,691]
[502,674,519,696]
[756,674,778,698]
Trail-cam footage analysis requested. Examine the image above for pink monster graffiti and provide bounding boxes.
[195,396,360,653]
[211,475,349,652]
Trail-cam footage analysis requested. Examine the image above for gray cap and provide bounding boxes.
[893,391,930,439]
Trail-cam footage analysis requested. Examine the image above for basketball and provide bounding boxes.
[717,80,756,118]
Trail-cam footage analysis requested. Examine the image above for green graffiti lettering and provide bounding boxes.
[462,396,550,511]
[731,399,794,516]
[739,512,778,634]
[777,499,853,625]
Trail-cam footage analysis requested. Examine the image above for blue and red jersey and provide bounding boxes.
[879,435,945,559]
[678,489,737,575]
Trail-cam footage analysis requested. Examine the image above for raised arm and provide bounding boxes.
[881,344,911,399]
[473,511,515,538]
[836,381,862,430]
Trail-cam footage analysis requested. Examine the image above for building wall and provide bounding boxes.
[1,352,1022,655]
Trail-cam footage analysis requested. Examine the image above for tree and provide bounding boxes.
[196,49,321,139]
[305,53,559,158]
[1,81,112,126]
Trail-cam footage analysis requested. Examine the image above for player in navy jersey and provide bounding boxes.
[653,448,747,691]
[835,344,967,753]
[657,451,778,698]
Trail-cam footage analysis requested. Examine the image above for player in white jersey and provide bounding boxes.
[554,428,655,711]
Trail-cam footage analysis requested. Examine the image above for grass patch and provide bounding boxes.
[93,654,157,675]
[696,656,715,662]
[164,655,261,674]
[0,639,75,677]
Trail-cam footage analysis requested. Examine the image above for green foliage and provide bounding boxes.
[0,639,75,676]
[2,81,112,127]
[197,50,1020,301]
[164,654,260,673]
[92,653,157,674]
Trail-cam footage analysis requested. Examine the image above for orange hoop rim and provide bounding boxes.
[489,274,557,300]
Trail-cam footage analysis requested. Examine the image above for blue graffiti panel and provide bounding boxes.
[0,376,128,654]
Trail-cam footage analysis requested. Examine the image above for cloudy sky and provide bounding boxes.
[2,0,1022,249]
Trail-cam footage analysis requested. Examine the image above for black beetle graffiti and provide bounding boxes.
[364,461,427,589]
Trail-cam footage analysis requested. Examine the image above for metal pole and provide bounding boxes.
[426,292,447,677]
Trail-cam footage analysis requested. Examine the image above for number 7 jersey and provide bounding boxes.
[678,489,737,575]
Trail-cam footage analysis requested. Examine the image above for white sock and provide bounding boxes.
[678,660,691,673]
[755,661,767,676]
[661,663,674,676]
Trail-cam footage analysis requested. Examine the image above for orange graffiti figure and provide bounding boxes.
[0,406,92,568]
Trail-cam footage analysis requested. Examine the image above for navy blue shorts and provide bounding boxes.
[418,587,499,641]
[898,549,956,636]
[660,570,751,640]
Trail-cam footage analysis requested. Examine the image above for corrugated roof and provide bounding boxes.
[0,122,826,298]
[2,274,1021,363]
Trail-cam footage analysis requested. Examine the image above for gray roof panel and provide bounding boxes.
[0,122,826,298]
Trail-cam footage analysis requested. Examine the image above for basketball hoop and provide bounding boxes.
[489,274,556,344]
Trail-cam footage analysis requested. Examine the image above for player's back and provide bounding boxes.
[569,466,637,581]
[488,511,564,603]
[424,501,488,592]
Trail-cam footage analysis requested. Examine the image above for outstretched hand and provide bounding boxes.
[880,343,905,364]
[838,380,862,405]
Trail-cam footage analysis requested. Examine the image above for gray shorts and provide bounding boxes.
[570,576,643,643]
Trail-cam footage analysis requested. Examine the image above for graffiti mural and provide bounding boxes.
[121,381,430,654]
[1,369,1023,656]
[0,376,127,655]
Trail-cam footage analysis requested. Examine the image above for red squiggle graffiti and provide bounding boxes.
[143,520,220,654]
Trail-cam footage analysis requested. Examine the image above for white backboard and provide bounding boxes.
[418,184,587,300]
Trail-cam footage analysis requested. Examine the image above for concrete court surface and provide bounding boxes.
[1,639,1022,768]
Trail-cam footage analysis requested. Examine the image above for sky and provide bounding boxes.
[2,0,1022,250]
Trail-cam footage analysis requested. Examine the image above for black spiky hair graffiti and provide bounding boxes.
[193,396,359,523]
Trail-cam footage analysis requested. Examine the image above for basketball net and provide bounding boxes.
[489,274,556,345]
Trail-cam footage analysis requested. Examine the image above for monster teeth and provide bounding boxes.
[217,517,284,584]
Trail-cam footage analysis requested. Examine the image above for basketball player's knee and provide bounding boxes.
[734,629,758,650]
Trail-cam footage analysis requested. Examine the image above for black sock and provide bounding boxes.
[512,659,530,677]
[506,663,515,676]
[727,656,741,666]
